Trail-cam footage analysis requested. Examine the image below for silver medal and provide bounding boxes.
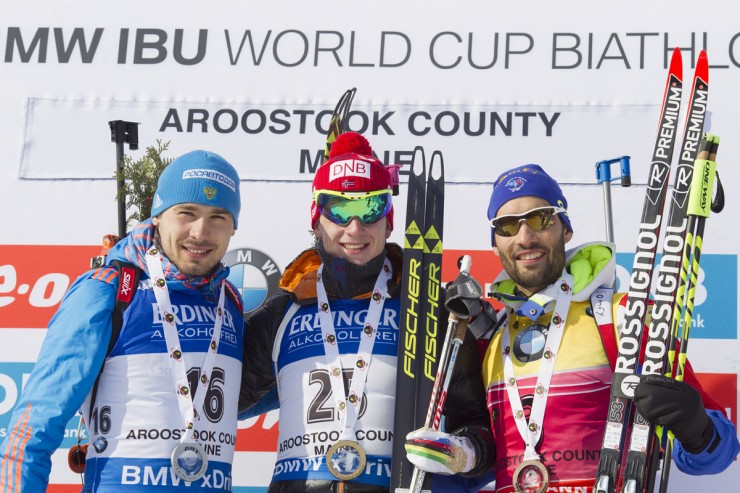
[171,442,208,482]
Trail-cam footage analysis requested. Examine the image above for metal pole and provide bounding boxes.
[595,156,631,244]
[108,120,140,238]
[114,136,126,238]
[601,179,615,243]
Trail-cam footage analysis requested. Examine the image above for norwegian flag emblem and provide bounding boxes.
[341,179,355,188]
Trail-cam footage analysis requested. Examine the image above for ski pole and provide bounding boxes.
[408,255,475,493]
[652,135,712,489]
[675,134,723,380]
[657,134,723,493]
[660,139,714,388]
[595,156,631,244]
[663,134,723,386]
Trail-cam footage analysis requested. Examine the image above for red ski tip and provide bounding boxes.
[696,50,709,84]
[668,47,682,80]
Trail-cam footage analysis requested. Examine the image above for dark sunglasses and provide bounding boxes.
[489,206,567,237]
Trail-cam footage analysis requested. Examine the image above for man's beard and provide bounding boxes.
[500,231,567,295]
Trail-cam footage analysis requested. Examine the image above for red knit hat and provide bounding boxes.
[311,132,395,230]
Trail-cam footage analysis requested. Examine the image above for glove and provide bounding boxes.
[405,427,475,475]
[634,374,715,453]
[445,273,484,317]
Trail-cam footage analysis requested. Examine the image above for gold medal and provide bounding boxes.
[325,440,366,480]
[513,459,549,493]
[171,442,208,482]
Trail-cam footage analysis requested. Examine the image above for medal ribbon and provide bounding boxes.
[501,273,574,462]
[316,259,391,441]
[145,248,225,443]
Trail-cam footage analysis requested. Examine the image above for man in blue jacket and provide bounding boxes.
[0,150,244,492]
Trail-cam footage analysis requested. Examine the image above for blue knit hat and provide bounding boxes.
[150,150,241,228]
[487,164,572,245]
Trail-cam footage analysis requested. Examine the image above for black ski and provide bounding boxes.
[414,150,444,493]
[323,87,356,162]
[417,150,445,429]
[621,50,709,493]
[594,47,684,493]
[392,147,445,493]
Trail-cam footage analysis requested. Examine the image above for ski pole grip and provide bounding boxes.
[458,255,472,276]
[446,255,481,318]
[707,135,724,213]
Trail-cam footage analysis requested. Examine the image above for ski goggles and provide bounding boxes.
[489,206,567,237]
[314,189,392,226]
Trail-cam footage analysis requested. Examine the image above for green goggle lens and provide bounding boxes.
[318,193,392,226]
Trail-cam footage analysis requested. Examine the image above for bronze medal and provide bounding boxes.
[513,459,549,493]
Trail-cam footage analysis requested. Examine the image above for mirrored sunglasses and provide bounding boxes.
[489,206,567,237]
[315,190,392,226]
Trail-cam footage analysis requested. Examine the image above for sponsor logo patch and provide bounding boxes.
[182,169,236,192]
[329,159,371,182]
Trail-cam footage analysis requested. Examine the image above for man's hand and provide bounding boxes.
[404,428,476,475]
[634,374,715,453]
[444,262,483,319]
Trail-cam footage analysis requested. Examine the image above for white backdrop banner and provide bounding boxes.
[1,1,739,492]
[19,97,656,183]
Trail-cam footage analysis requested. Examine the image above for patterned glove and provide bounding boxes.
[405,427,475,475]
[634,374,715,453]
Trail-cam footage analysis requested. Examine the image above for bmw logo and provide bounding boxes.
[223,248,282,316]
[513,324,549,362]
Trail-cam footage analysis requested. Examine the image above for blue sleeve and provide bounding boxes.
[673,409,740,475]
[0,272,116,492]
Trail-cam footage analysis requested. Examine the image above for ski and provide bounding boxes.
[414,150,444,493]
[392,147,445,493]
[416,150,445,430]
[594,47,684,493]
[620,50,709,493]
